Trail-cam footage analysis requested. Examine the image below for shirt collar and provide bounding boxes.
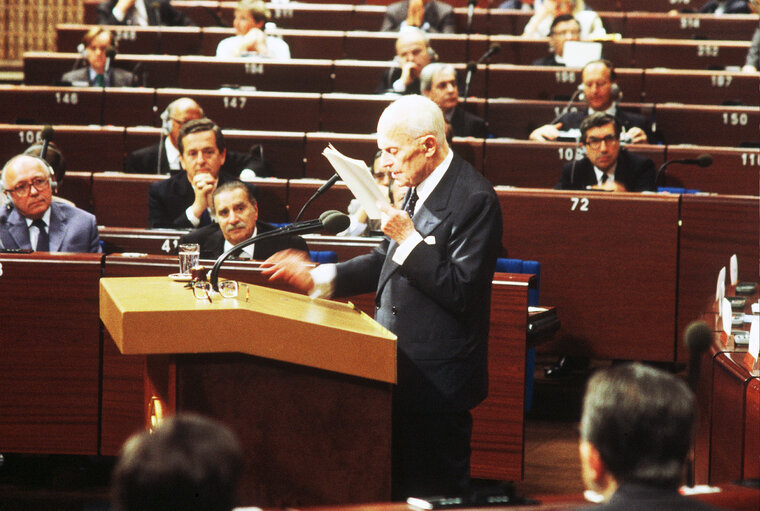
[588,103,617,117]
[24,207,52,228]
[223,225,258,258]
[165,138,181,170]
[593,161,617,184]
[414,149,453,210]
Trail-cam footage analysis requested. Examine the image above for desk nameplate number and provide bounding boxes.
[570,197,589,212]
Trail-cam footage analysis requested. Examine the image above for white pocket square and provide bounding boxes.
[423,235,436,245]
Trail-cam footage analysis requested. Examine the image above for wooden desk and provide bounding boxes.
[631,38,751,70]
[643,69,760,106]
[56,24,203,55]
[499,189,680,361]
[0,252,104,454]
[661,146,760,195]
[655,104,760,147]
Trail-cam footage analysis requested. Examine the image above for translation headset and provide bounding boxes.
[160,106,172,135]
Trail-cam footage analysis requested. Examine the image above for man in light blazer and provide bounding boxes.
[263,95,503,500]
[0,155,100,253]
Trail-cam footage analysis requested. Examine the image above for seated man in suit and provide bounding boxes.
[530,59,651,144]
[421,63,490,138]
[216,0,290,59]
[575,362,720,511]
[126,97,269,177]
[381,0,455,33]
[98,0,195,26]
[60,27,138,87]
[555,112,655,191]
[0,155,100,253]
[112,414,243,511]
[179,180,307,260]
[377,27,437,95]
[149,118,248,229]
[532,14,581,66]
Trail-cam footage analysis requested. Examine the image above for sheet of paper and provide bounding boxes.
[322,144,389,221]
[729,254,738,285]
[721,298,732,335]
[749,315,759,360]
[715,267,725,303]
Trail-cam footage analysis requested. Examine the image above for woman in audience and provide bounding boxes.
[521,0,605,39]
[216,0,290,59]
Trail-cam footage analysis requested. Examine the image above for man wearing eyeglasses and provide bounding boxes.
[0,155,101,253]
[555,112,656,191]
[532,14,581,66]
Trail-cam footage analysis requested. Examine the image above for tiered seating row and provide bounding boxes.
[80,2,760,40]
[54,24,757,71]
[4,85,758,146]
[24,54,760,106]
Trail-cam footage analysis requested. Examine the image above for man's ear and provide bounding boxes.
[422,135,437,157]
[580,440,605,483]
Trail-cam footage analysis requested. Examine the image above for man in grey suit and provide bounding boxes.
[263,95,503,500]
[382,0,456,33]
[0,155,100,253]
[60,27,138,87]
[575,363,720,511]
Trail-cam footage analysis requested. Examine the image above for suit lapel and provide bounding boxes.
[376,155,459,293]
[47,203,67,252]
[7,209,32,250]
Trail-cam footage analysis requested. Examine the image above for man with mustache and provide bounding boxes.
[179,180,307,260]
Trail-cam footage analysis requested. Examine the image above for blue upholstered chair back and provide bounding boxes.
[309,250,338,264]
[495,258,540,412]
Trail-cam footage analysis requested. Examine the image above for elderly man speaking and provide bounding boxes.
[263,95,503,500]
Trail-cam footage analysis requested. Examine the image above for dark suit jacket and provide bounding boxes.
[148,172,240,229]
[125,143,271,177]
[381,0,456,33]
[60,66,138,87]
[332,154,502,413]
[449,106,490,138]
[555,148,656,192]
[573,483,722,511]
[179,221,308,260]
[557,107,653,143]
[532,54,562,66]
[0,201,101,253]
[699,0,751,13]
[377,67,422,95]
[97,0,196,26]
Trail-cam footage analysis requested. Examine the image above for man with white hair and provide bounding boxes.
[263,95,503,500]
[0,155,100,252]
[420,63,489,138]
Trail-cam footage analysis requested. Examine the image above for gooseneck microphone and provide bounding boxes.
[656,153,713,186]
[463,44,500,99]
[151,1,163,53]
[294,174,341,222]
[466,0,477,34]
[39,125,54,161]
[209,210,350,290]
[477,43,501,64]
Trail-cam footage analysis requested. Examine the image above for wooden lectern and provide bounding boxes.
[100,276,397,507]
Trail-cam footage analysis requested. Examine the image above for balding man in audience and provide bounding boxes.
[381,0,455,33]
[112,414,244,511]
[148,118,243,229]
[179,180,307,260]
[98,0,195,26]
[0,155,100,253]
[530,60,651,144]
[575,362,720,510]
[263,95,502,500]
[555,113,655,192]
[126,98,269,177]
[421,63,489,138]
[378,28,437,95]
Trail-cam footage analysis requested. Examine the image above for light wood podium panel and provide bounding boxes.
[101,272,396,506]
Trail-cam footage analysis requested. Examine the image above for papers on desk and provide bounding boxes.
[716,267,726,304]
[322,144,389,222]
[729,254,738,285]
[750,313,759,361]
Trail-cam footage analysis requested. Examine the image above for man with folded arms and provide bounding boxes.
[0,155,100,252]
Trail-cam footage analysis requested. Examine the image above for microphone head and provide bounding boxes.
[489,43,501,54]
[684,320,712,354]
[41,125,54,142]
[319,209,341,222]
[150,0,161,9]
[322,212,350,234]
[696,154,713,167]
[106,46,117,59]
